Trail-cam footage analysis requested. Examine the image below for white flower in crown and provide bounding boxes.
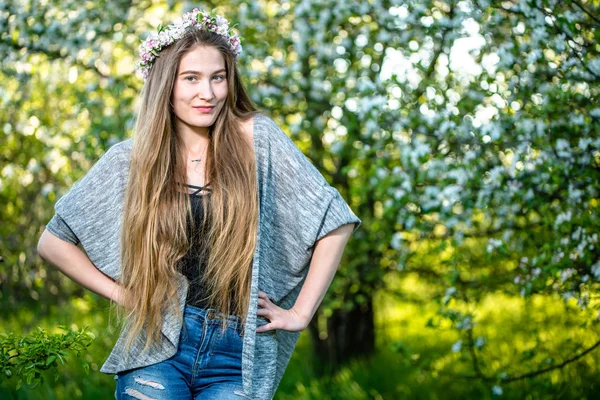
[136,8,243,81]
[158,31,170,46]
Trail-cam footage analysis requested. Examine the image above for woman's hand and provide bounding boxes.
[255,291,309,333]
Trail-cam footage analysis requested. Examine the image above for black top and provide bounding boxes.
[179,183,213,309]
[181,184,239,315]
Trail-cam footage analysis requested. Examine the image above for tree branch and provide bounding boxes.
[501,338,600,383]
[406,336,600,383]
[571,0,600,26]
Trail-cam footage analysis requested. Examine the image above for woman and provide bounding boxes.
[37,8,360,399]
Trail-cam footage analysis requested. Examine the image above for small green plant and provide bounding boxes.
[0,326,95,390]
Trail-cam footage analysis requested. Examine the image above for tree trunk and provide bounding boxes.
[308,292,375,372]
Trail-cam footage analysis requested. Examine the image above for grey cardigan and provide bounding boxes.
[45,113,361,399]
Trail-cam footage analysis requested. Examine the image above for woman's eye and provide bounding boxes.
[184,76,197,81]
[213,75,225,81]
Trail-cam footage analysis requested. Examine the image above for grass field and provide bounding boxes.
[1,279,598,399]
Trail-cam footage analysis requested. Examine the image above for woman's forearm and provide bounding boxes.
[290,223,355,325]
[37,229,126,307]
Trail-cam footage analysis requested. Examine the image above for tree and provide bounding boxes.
[308,0,599,391]
[226,0,600,386]
[0,0,141,313]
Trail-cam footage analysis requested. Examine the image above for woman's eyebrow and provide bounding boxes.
[179,68,226,75]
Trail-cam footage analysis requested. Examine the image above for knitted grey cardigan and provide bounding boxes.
[45,113,361,399]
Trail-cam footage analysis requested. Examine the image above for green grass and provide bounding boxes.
[276,283,599,399]
[2,283,599,399]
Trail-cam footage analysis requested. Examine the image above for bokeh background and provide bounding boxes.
[1,0,599,398]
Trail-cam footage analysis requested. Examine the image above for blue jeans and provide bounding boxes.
[114,305,249,399]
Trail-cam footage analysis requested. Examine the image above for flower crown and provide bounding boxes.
[136,8,242,81]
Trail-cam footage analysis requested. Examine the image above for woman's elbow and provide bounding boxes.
[37,229,67,261]
[37,229,52,260]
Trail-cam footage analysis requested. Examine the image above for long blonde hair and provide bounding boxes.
[119,27,259,350]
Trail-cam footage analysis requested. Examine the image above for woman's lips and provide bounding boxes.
[193,106,214,113]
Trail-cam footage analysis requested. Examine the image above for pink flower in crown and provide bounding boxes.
[147,39,155,49]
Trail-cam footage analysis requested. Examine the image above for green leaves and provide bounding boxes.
[0,326,94,390]
[44,355,56,367]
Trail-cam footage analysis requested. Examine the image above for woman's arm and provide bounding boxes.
[37,229,127,307]
[256,222,355,332]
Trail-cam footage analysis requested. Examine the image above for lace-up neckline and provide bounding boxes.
[186,183,211,197]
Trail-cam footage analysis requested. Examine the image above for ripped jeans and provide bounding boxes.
[114,305,249,399]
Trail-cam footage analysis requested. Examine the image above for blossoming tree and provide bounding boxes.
[229,0,600,390]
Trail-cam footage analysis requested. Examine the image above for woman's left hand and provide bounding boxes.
[256,291,309,333]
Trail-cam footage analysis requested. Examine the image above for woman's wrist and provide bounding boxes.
[109,283,129,308]
[289,305,312,329]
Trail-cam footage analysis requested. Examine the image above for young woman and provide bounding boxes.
[37,8,360,399]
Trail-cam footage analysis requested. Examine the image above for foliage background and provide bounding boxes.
[1,0,599,398]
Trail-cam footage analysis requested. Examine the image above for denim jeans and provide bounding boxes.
[114,305,249,399]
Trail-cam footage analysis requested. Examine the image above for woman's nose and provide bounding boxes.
[196,80,214,100]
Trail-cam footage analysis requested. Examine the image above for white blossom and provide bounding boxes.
[578,138,593,151]
[443,287,457,303]
[474,336,486,348]
[391,232,403,250]
[487,238,503,253]
[451,339,462,353]
[591,261,600,281]
[560,268,575,282]
[554,210,572,228]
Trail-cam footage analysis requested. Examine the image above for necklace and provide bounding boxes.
[185,142,209,177]
[186,144,208,163]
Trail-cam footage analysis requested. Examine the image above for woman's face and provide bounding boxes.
[171,45,228,136]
